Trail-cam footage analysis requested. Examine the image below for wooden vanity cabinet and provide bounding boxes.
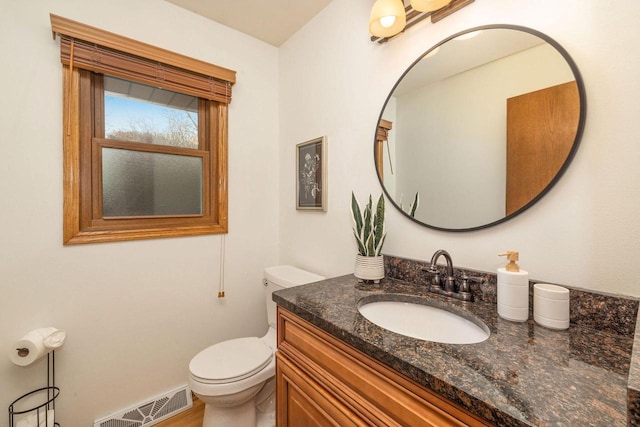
[276,307,490,427]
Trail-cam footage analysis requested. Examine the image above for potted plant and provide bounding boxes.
[400,191,420,218]
[351,192,386,283]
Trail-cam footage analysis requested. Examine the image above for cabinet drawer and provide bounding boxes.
[277,307,489,427]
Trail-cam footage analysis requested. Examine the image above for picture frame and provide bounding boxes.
[296,136,327,211]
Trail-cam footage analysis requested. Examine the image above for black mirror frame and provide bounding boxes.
[375,24,587,232]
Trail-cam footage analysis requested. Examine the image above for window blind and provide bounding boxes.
[51,14,235,104]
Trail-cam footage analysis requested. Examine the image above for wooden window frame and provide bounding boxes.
[52,14,235,244]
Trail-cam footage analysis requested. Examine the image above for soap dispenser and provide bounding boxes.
[497,251,529,322]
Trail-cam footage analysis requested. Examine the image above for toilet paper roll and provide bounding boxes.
[42,328,66,350]
[10,328,66,367]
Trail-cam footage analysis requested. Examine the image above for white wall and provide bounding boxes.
[279,0,640,297]
[0,1,279,425]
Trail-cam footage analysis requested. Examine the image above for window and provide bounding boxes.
[98,75,209,219]
[51,14,235,244]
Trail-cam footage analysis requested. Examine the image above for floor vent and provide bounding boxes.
[93,385,193,427]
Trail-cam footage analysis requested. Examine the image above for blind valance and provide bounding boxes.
[51,14,235,104]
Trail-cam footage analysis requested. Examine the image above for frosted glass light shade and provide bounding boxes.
[410,0,452,12]
[369,0,407,38]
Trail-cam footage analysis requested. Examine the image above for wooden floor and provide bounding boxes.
[155,395,204,427]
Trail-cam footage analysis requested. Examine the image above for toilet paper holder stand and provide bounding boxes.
[8,351,60,427]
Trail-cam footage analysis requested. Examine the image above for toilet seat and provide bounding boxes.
[189,337,273,384]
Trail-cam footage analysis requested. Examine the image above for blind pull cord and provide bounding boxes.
[218,234,226,298]
[66,39,75,136]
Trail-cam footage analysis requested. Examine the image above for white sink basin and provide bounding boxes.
[358,300,490,344]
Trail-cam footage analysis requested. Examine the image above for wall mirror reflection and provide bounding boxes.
[376,25,586,231]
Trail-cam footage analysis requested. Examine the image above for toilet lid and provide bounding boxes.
[189,337,273,384]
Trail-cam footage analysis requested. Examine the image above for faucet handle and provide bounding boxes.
[460,274,483,292]
[457,275,481,302]
[421,265,438,274]
[422,267,443,290]
[461,274,484,283]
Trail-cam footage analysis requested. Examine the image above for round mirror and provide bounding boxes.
[375,25,586,231]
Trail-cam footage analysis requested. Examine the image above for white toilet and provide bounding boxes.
[188,265,325,427]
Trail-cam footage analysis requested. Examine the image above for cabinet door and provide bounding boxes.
[277,308,490,427]
[276,352,363,427]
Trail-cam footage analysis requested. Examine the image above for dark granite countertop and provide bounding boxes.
[273,275,636,427]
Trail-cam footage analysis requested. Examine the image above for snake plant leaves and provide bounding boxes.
[351,192,363,236]
[409,192,419,218]
[373,194,385,256]
[351,192,386,257]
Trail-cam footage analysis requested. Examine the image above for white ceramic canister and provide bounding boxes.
[533,283,570,330]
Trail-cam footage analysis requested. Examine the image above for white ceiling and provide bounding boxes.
[165,0,334,47]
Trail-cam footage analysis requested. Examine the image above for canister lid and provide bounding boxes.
[533,283,569,300]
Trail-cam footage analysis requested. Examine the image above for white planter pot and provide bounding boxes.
[354,254,385,283]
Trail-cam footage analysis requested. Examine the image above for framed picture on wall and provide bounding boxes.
[296,136,327,211]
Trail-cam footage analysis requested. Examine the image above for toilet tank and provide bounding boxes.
[264,265,325,328]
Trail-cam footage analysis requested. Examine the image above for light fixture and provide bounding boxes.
[370,0,474,44]
[410,0,452,12]
[369,0,407,38]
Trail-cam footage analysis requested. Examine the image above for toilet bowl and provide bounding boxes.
[188,265,324,427]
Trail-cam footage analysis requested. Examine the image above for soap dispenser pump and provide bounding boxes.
[499,251,520,272]
[497,250,529,322]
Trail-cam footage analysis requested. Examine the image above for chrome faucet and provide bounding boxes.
[424,249,476,302]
